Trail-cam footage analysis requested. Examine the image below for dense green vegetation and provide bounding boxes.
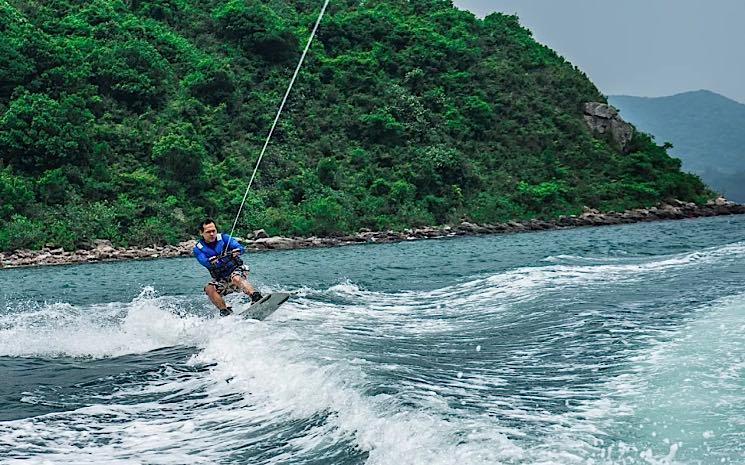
[0,0,710,251]
[609,90,745,202]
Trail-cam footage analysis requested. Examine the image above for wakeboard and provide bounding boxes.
[236,292,290,321]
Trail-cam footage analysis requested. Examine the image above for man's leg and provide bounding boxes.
[204,283,231,315]
[230,274,256,295]
[230,274,262,302]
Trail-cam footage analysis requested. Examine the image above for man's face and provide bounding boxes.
[200,222,217,243]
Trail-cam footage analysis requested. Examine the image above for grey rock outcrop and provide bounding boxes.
[583,102,634,151]
[252,236,298,250]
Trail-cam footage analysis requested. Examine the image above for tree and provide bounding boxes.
[0,92,94,174]
[213,0,298,62]
[183,58,236,106]
[91,39,171,110]
[0,167,35,220]
[151,125,207,189]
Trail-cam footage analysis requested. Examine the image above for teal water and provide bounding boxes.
[1,216,744,464]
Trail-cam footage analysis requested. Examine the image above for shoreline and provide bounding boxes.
[2,198,743,269]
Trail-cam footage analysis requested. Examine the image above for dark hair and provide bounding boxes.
[198,218,217,232]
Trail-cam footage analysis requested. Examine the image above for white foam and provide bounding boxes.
[0,287,206,358]
[540,292,745,464]
[1,306,525,464]
[297,241,745,325]
[3,241,744,463]
[188,321,525,465]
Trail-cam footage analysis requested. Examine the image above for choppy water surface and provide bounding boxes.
[1,216,744,464]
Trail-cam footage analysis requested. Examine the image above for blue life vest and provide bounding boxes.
[195,234,244,280]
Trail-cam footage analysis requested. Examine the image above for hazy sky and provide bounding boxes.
[452,0,745,103]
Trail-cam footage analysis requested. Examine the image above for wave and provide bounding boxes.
[2,240,744,463]
[540,292,745,464]
[4,240,742,358]
[0,287,207,358]
[283,240,745,329]
[1,296,523,465]
[542,240,745,266]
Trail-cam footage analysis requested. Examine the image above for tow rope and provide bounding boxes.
[226,0,330,247]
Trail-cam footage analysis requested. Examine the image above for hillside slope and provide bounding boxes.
[0,0,710,250]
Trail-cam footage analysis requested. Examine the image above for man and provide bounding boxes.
[193,218,262,316]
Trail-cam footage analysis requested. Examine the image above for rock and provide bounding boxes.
[253,229,269,239]
[304,237,324,246]
[385,230,400,239]
[557,216,578,227]
[490,223,511,232]
[94,239,113,248]
[356,231,377,242]
[418,227,443,237]
[657,204,685,219]
[700,208,717,217]
[458,221,484,233]
[526,219,554,230]
[339,235,365,243]
[583,102,634,151]
[253,236,297,250]
[582,206,601,215]
[459,221,476,229]
[320,237,339,246]
[708,196,733,206]
[33,253,51,264]
[94,239,115,254]
[506,221,526,231]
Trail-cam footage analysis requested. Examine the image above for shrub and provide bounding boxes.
[0,167,34,220]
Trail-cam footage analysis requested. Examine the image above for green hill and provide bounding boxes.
[608,90,745,202]
[0,0,710,251]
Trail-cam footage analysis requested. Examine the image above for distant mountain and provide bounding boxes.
[609,90,745,201]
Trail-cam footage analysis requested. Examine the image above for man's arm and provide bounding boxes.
[224,235,245,255]
[193,245,213,268]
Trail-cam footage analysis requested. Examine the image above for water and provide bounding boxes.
[1,216,744,464]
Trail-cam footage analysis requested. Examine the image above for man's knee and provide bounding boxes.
[204,283,217,295]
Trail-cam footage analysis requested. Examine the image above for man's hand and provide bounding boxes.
[231,248,240,258]
[209,256,219,266]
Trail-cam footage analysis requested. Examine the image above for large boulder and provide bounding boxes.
[253,236,298,250]
[583,102,634,151]
[93,239,114,253]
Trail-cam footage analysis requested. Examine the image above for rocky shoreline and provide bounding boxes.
[2,198,744,268]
